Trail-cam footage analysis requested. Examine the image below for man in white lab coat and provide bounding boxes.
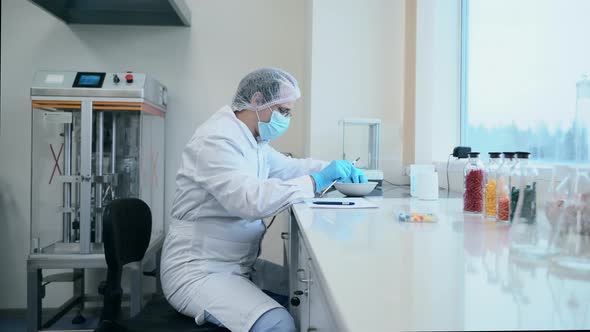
[161,68,367,332]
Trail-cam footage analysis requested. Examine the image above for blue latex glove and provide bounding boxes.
[348,167,368,184]
[310,160,354,192]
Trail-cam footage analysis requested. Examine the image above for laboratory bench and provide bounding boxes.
[286,184,590,331]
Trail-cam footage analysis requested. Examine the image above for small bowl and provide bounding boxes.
[334,182,378,197]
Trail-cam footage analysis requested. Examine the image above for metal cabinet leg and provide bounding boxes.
[73,269,84,309]
[155,248,163,295]
[130,262,143,317]
[27,269,41,332]
[71,269,86,324]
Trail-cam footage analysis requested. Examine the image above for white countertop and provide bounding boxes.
[292,195,590,331]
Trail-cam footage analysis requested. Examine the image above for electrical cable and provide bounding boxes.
[265,215,277,229]
[447,154,453,196]
[383,179,409,187]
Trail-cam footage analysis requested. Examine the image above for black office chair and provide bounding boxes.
[95,198,228,332]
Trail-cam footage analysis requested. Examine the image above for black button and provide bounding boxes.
[290,297,300,307]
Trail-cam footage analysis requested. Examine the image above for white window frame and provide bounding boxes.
[414,0,462,164]
[459,0,469,145]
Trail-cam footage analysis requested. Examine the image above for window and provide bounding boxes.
[461,0,590,163]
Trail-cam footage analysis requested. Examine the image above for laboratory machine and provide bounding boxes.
[340,118,384,190]
[27,70,167,332]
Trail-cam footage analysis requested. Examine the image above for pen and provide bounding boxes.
[313,201,355,205]
[320,157,361,197]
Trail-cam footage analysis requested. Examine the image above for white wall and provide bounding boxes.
[308,0,408,184]
[0,0,308,309]
[415,0,462,163]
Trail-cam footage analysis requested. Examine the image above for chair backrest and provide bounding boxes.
[103,198,152,268]
[97,198,152,328]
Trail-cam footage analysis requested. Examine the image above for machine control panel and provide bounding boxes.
[72,72,106,88]
[32,70,167,110]
[33,71,147,90]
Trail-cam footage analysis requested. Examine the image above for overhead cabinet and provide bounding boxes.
[29,0,191,26]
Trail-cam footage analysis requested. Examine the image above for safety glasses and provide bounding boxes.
[276,107,292,118]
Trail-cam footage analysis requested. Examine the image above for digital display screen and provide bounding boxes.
[79,75,101,86]
[73,72,105,88]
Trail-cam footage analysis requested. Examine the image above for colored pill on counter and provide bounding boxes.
[397,212,437,222]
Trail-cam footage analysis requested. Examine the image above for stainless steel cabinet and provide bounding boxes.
[308,262,337,331]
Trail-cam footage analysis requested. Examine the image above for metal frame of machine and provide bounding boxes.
[27,71,167,332]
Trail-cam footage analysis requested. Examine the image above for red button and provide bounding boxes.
[125,74,134,83]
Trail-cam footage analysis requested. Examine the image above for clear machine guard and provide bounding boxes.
[30,71,166,255]
[340,118,384,184]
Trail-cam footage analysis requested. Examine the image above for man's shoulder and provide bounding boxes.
[191,107,241,139]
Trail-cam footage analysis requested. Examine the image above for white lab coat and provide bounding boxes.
[161,106,327,332]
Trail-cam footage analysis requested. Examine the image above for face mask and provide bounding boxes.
[256,109,291,141]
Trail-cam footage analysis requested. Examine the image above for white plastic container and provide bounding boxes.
[415,171,439,200]
[410,164,435,197]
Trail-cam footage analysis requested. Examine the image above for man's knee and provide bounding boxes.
[250,307,295,332]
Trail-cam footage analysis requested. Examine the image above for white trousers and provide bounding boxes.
[160,219,288,332]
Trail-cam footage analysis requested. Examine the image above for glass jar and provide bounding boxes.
[484,152,502,220]
[544,165,574,233]
[464,152,485,213]
[548,170,590,279]
[497,152,517,222]
[573,169,590,235]
[511,152,539,224]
